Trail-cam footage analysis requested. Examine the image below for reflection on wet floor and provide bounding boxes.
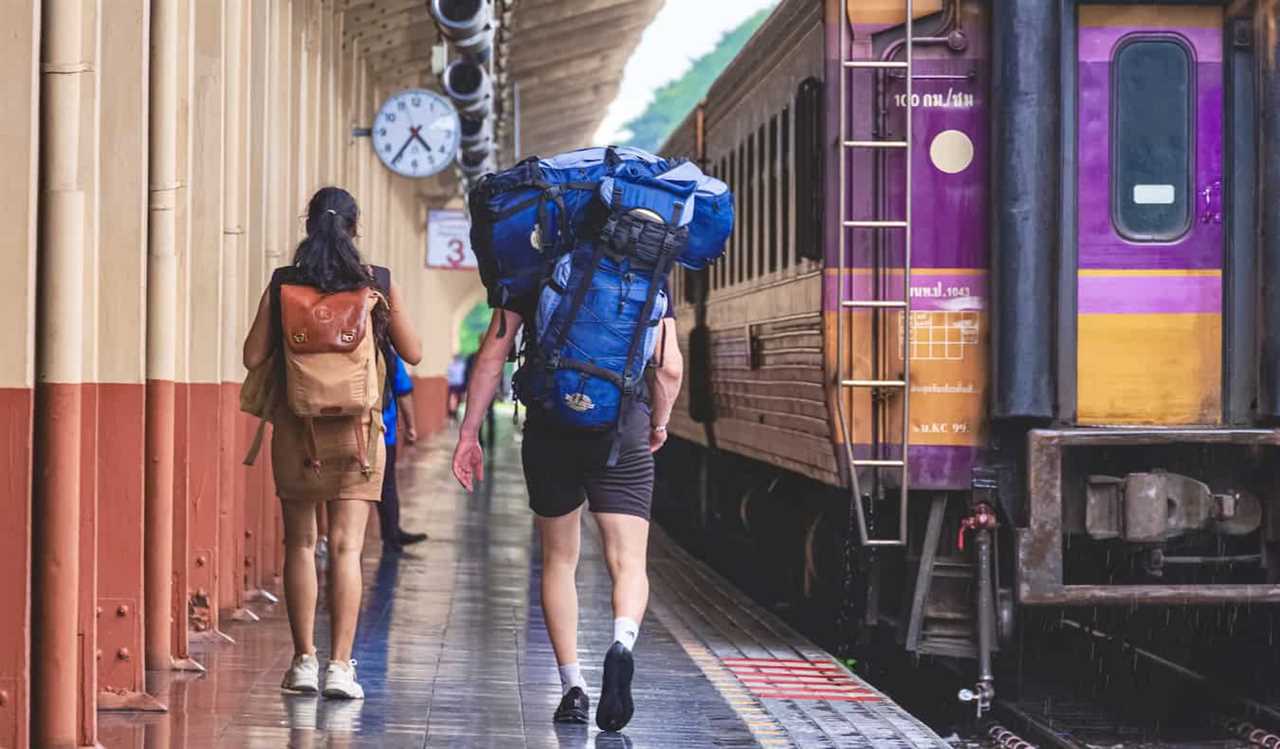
[97,424,763,748]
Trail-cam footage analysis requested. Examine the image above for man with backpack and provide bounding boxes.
[451,147,731,732]
[453,305,682,731]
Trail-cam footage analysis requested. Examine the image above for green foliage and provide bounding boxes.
[620,6,776,153]
[456,301,490,356]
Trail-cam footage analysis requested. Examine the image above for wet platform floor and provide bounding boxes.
[100,421,947,748]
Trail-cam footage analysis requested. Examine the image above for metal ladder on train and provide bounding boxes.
[836,0,916,547]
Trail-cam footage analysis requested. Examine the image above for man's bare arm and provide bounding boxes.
[649,318,683,437]
[460,310,522,441]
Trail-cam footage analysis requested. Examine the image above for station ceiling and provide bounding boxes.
[342,0,662,160]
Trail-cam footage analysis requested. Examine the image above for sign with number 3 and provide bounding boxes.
[426,209,476,270]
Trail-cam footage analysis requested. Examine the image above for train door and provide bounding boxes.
[1076,6,1225,425]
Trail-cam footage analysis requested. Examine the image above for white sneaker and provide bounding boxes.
[280,653,320,694]
[322,659,365,700]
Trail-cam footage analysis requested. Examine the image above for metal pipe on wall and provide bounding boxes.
[146,0,181,670]
[990,0,1058,420]
[219,0,247,622]
[33,0,91,743]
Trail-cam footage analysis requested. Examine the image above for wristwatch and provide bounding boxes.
[651,424,668,433]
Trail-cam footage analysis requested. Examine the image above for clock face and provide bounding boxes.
[371,89,461,179]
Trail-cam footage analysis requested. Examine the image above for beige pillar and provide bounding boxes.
[185,0,227,644]
[34,0,97,743]
[219,0,249,617]
[0,2,39,741]
[145,0,181,671]
[95,0,158,710]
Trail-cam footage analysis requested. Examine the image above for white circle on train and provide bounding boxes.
[929,129,974,174]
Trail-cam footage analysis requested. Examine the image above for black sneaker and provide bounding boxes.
[397,530,428,546]
[596,642,634,732]
[553,686,589,724]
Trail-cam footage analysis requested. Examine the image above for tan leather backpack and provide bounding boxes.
[278,283,385,475]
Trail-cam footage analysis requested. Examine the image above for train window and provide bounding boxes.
[718,156,728,290]
[1111,38,1193,242]
[727,150,737,288]
[794,77,824,261]
[747,135,752,281]
[780,106,792,269]
[768,115,779,275]
[738,141,748,285]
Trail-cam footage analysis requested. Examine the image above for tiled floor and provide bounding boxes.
[98,421,946,748]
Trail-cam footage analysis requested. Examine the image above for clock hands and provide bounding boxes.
[412,130,438,154]
[390,126,421,166]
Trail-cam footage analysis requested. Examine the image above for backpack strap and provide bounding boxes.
[242,418,269,466]
[369,264,391,297]
[606,231,681,467]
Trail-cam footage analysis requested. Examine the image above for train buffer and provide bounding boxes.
[99,425,948,748]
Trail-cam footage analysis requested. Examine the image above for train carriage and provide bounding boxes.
[657,0,1280,711]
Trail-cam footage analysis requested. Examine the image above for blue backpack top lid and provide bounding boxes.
[467,146,733,308]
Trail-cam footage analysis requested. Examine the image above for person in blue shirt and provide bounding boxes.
[379,351,428,553]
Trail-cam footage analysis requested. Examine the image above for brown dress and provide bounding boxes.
[266,264,389,503]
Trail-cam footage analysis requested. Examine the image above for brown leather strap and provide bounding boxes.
[353,417,371,477]
[305,417,322,474]
[241,418,269,466]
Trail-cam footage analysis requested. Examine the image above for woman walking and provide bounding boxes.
[242,186,422,699]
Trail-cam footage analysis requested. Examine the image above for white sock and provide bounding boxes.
[558,662,588,695]
[613,617,639,651]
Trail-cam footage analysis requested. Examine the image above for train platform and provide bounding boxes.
[99,422,948,749]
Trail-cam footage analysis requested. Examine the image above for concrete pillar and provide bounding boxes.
[167,0,200,666]
[95,0,165,712]
[219,0,250,622]
[145,0,182,671]
[0,3,41,746]
[186,0,229,644]
[34,0,98,744]
[239,0,271,606]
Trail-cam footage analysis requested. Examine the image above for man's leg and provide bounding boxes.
[591,511,650,733]
[536,507,584,671]
[594,512,650,635]
[376,442,401,551]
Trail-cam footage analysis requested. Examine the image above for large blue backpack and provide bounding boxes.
[468,146,733,461]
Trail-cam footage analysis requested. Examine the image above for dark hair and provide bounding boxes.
[291,186,392,362]
[294,187,368,291]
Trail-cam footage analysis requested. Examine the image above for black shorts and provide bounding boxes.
[521,403,654,521]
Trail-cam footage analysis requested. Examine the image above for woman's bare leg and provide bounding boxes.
[326,499,371,662]
[281,501,320,656]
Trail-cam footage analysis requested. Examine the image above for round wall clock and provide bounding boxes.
[370,88,461,178]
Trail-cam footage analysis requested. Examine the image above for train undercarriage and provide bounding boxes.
[654,430,1280,718]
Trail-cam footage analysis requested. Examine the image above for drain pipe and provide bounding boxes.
[33,0,90,744]
[146,0,181,670]
[220,0,247,620]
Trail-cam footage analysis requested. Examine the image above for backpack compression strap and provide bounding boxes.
[605,229,682,467]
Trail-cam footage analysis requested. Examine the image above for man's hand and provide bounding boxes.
[648,425,669,454]
[452,436,484,492]
[405,425,418,445]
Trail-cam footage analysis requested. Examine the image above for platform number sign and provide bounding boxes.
[426,210,476,270]
[371,89,461,179]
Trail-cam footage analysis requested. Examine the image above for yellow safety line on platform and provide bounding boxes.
[647,596,794,747]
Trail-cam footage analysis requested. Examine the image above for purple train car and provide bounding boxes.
[657,0,1280,705]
